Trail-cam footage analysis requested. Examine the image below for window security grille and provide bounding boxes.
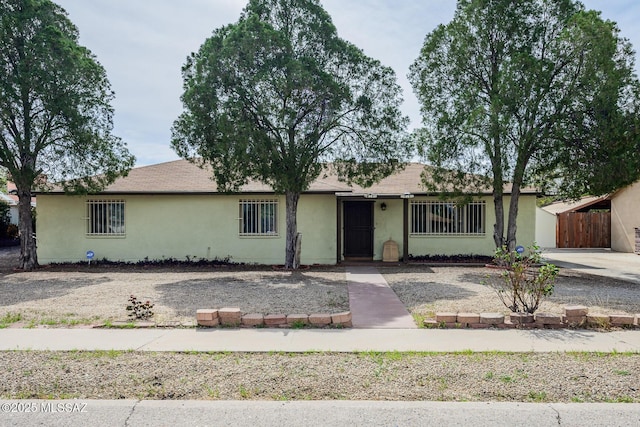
[239,200,278,236]
[86,200,125,236]
[411,200,485,235]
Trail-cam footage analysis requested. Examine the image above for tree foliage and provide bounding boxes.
[172,0,410,268]
[0,0,135,269]
[409,0,640,249]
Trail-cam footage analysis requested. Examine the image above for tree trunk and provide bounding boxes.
[17,188,37,271]
[492,190,505,249]
[284,191,300,269]
[293,232,302,269]
[506,181,522,252]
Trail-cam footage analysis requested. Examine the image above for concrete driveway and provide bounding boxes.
[542,248,640,284]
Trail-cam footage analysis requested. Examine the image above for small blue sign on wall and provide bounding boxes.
[86,250,95,260]
[515,245,525,254]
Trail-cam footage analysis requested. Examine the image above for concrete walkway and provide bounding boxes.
[543,248,640,284]
[346,266,417,328]
[1,328,640,353]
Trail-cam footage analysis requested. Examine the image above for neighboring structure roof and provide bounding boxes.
[42,159,537,196]
[0,193,16,206]
[1,182,36,206]
[540,195,610,215]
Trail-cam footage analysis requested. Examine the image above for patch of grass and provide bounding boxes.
[290,320,306,329]
[205,351,232,360]
[412,313,427,328]
[614,369,630,376]
[273,393,291,401]
[0,312,22,328]
[499,375,514,384]
[528,391,548,402]
[484,371,494,380]
[206,386,220,399]
[115,322,136,329]
[65,350,126,360]
[238,385,251,399]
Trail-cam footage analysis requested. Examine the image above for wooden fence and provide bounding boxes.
[556,212,611,248]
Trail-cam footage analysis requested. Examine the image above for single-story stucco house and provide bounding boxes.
[36,160,537,265]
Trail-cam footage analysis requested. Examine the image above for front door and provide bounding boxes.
[343,201,374,258]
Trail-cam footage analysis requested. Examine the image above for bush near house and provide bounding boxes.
[484,245,559,314]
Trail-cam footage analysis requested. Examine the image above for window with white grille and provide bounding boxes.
[411,200,485,235]
[239,200,278,236]
[86,200,125,236]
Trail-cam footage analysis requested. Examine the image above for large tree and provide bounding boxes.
[409,0,640,250]
[172,0,409,268]
[0,0,135,270]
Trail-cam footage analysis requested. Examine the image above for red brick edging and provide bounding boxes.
[196,308,352,328]
[426,306,639,329]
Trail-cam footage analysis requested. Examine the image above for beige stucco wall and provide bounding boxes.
[38,192,538,264]
[407,195,537,257]
[611,181,640,253]
[37,194,337,265]
[535,206,557,249]
[372,199,404,260]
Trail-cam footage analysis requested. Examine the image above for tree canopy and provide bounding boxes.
[0,0,135,269]
[409,0,640,250]
[172,0,410,268]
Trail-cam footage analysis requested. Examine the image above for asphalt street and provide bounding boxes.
[1,400,640,427]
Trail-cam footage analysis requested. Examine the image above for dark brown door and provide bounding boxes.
[344,201,374,258]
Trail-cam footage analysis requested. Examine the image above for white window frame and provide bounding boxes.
[411,200,485,236]
[239,199,278,236]
[86,200,126,237]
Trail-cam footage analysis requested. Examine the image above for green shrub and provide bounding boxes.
[483,245,558,314]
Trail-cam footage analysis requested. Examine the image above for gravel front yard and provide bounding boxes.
[1,244,639,327]
[383,265,640,319]
[0,269,349,326]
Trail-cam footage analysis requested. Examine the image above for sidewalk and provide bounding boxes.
[1,328,639,353]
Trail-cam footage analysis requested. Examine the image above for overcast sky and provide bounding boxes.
[54,0,640,167]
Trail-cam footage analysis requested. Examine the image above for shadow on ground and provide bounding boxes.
[156,272,350,314]
[0,277,111,306]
